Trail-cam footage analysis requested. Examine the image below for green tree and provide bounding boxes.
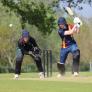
[1,0,57,35]
[0,3,21,70]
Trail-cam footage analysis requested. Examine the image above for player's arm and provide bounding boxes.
[30,37,41,52]
[64,25,76,35]
[75,23,80,34]
[30,37,38,47]
[18,41,22,48]
[17,39,25,53]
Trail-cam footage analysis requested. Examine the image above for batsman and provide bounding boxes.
[14,30,44,79]
[57,17,81,77]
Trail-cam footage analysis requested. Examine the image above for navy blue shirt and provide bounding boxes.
[18,36,38,53]
[58,25,76,48]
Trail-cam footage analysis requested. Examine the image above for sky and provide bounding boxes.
[74,3,92,18]
[59,0,92,19]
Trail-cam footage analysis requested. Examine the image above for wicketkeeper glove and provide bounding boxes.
[33,47,41,55]
[28,51,33,55]
[28,51,38,58]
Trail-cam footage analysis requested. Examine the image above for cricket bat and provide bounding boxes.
[65,7,74,16]
[63,6,83,26]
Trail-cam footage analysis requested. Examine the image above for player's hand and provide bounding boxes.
[28,51,32,55]
[34,47,38,51]
[75,23,80,28]
[73,24,80,34]
[73,17,82,29]
[34,47,41,53]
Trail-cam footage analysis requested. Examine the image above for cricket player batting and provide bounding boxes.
[57,17,80,77]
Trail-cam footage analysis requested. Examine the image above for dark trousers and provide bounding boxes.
[60,44,80,73]
[15,49,43,74]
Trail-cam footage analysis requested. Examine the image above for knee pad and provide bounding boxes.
[35,58,43,72]
[73,49,80,61]
[72,49,80,73]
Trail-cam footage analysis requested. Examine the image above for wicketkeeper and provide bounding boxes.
[57,17,80,77]
[14,30,44,79]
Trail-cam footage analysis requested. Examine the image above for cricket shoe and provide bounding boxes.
[57,73,65,78]
[73,72,79,77]
[39,72,45,79]
[14,74,19,80]
[57,74,62,78]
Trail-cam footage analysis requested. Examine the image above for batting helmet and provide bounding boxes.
[58,17,67,25]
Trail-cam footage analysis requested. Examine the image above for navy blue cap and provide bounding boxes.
[22,30,29,37]
[58,17,67,25]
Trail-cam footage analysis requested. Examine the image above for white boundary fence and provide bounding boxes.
[90,62,92,72]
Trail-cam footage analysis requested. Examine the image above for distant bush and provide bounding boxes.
[0,61,90,73]
[80,62,90,71]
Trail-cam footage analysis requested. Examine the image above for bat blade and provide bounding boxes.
[65,7,74,16]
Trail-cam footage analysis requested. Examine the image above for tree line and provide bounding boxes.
[0,0,92,73]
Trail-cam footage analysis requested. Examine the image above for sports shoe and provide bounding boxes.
[39,72,44,79]
[57,74,62,78]
[14,74,19,80]
[57,73,65,78]
[73,72,79,77]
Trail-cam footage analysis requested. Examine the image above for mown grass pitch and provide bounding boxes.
[0,72,92,92]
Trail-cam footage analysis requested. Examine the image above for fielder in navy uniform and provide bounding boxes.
[14,30,44,79]
[57,17,80,77]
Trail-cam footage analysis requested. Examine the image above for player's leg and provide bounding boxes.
[14,49,24,79]
[72,49,80,76]
[35,57,44,73]
[31,54,44,79]
[57,62,65,76]
[57,48,69,77]
[35,57,44,79]
[71,44,80,76]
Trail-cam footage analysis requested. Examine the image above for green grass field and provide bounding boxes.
[0,72,92,92]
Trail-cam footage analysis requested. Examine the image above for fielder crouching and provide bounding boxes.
[57,17,80,77]
[14,30,44,79]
